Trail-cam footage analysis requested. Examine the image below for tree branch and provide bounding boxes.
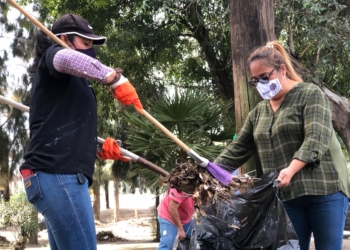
[316,47,321,64]
[288,17,294,55]
[299,41,316,58]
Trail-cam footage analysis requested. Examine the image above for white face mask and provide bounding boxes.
[256,77,283,100]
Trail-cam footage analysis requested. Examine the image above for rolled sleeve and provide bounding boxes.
[293,86,332,167]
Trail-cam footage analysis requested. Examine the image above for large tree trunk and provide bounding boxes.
[113,176,120,222]
[229,0,276,175]
[321,87,350,156]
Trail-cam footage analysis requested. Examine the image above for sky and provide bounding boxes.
[0,5,35,130]
[1,4,35,94]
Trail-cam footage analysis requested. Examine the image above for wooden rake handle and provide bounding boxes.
[6,1,169,176]
[141,110,190,152]
[96,138,169,177]
[7,0,188,152]
[0,95,168,177]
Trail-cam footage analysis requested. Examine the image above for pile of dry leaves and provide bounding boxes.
[162,162,259,206]
[96,231,128,243]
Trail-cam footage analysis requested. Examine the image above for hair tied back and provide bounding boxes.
[265,44,274,49]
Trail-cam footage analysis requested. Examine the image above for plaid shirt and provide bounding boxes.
[215,82,350,201]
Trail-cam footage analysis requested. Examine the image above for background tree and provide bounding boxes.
[2,0,350,230]
[0,1,32,200]
[0,1,350,246]
[229,0,276,175]
[18,0,349,154]
[274,0,350,154]
[125,89,234,181]
[123,88,234,240]
[111,160,130,222]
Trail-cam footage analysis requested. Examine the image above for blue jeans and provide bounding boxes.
[282,191,348,250]
[158,216,193,250]
[23,170,96,250]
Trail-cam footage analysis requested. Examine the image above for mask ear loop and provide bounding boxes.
[281,74,286,86]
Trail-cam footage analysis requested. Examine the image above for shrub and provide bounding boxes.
[0,192,39,250]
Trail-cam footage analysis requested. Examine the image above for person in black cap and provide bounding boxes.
[20,14,141,250]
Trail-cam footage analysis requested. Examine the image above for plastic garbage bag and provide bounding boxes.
[177,237,191,250]
[190,172,299,250]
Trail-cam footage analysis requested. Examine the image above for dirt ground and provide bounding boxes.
[1,191,350,249]
[0,207,157,249]
[2,207,350,249]
[0,192,159,249]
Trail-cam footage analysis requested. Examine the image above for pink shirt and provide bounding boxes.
[157,188,194,225]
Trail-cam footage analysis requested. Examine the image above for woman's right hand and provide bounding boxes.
[177,228,186,240]
[109,76,143,113]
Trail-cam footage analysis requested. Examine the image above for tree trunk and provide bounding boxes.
[113,176,120,222]
[28,210,38,245]
[92,182,100,221]
[104,180,109,209]
[229,0,276,175]
[134,207,139,219]
[321,87,350,156]
[155,188,160,241]
[345,0,350,17]
[183,2,234,101]
[3,180,10,201]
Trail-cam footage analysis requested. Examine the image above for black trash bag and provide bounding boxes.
[177,237,191,250]
[190,172,299,250]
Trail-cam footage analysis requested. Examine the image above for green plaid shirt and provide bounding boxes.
[215,82,350,201]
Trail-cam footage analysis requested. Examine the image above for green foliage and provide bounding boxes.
[0,192,39,249]
[0,2,32,195]
[124,89,235,190]
[275,0,350,97]
[3,0,350,189]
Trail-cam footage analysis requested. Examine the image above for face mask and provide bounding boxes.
[256,77,282,100]
[76,48,97,59]
[66,36,97,59]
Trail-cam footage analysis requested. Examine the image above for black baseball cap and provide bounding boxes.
[51,14,107,45]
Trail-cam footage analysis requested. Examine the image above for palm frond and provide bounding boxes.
[123,89,235,190]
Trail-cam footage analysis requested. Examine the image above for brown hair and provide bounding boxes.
[247,41,302,82]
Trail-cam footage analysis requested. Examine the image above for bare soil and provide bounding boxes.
[0,207,157,249]
[1,191,350,249]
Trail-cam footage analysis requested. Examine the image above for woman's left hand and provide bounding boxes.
[277,167,295,188]
[277,159,306,188]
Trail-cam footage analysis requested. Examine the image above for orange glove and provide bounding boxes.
[97,138,130,162]
[110,75,143,114]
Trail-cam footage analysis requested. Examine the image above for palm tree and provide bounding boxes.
[123,89,235,240]
[126,89,235,179]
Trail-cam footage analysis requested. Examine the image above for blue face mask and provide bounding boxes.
[76,48,96,59]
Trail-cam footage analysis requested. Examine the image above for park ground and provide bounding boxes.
[1,190,350,249]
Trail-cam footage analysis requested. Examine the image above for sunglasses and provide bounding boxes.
[248,68,276,87]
